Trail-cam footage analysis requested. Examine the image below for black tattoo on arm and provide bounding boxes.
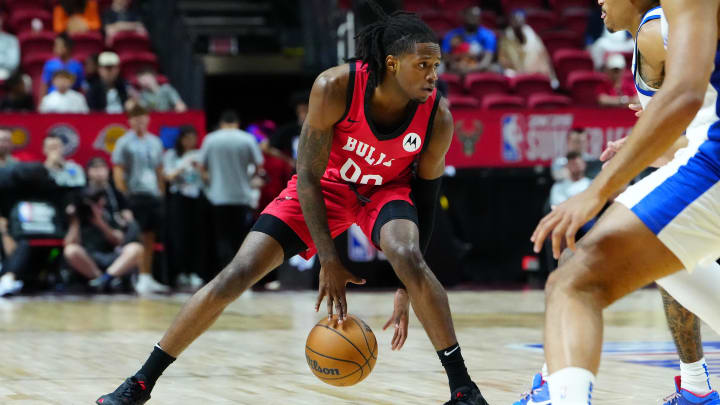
[296,123,339,263]
[659,286,703,363]
[639,54,666,89]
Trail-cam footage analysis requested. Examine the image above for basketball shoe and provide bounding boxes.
[444,382,490,404]
[96,375,151,404]
[663,376,720,405]
[513,373,550,405]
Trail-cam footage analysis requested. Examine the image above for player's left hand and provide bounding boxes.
[531,188,606,259]
[383,288,409,350]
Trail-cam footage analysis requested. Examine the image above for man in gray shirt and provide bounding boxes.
[112,105,169,294]
[0,128,18,169]
[201,110,264,270]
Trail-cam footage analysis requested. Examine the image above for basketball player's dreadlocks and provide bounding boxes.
[354,0,438,89]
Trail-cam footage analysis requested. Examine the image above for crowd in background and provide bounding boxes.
[0,0,186,115]
[0,97,304,297]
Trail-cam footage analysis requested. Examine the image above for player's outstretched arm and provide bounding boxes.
[297,66,365,323]
[532,0,719,257]
[414,98,453,253]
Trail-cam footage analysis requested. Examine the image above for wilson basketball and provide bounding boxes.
[305,314,378,386]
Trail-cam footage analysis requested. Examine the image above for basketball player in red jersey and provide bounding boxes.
[96,3,489,405]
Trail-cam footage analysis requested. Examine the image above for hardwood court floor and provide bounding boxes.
[0,289,716,404]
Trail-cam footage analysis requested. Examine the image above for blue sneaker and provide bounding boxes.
[664,376,720,404]
[513,373,551,405]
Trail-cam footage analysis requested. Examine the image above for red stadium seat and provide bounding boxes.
[549,0,591,11]
[403,0,437,13]
[567,70,610,106]
[524,9,557,34]
[111,31,151,54]
[423,12,455,36]
[21,52,52,79]
[448,95,480,109]
[481,11,498,29]
[18,31,56,57]
[482,94,525,109]
[9,9,52,34]
[502,0,544,12]
[436,0,478,13]
[562,8,590,37]
[527,93,572,108]
[119,51,159,77]
[553,48,594,88]
[541,30,583,56]
[512,73,553,98]
[70,31,103,59]
[5,0,49,13]
[464,72,510,103]
[439,73,463,95]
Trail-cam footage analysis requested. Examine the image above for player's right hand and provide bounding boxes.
[315,260,365,324]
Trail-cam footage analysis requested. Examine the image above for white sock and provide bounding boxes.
[681,358,712,395]
[542,363,549,380]
[139,273,153,282]
[548,367,596,405]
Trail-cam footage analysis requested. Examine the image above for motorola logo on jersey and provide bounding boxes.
[402,132,421,153]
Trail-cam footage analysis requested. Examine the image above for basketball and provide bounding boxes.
[305,314,378,386]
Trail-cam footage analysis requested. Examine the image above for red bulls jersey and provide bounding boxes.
[323,60,440,187]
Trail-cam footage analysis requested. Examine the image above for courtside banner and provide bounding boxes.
[447,108,638,168]
[1,111,206,165]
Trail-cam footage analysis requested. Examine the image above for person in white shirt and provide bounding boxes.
[38,70,89,114]
[0,15,19,81]
[549,151,591,207]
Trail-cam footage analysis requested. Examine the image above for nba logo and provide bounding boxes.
[501,115,523,162]
[348,224,376,262]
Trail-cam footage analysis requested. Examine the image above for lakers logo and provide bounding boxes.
[9,127,30,150]
[402,132,421,153]
[94,124,128,153]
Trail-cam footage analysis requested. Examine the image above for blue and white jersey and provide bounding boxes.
[632,6,663,109]
[660,11,720,136]
[616,13,720,272]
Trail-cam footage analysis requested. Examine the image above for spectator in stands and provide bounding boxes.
[103,0,147,45]
[43,133,86,187]
[63,186,144,292]
[499,10,555,81]
[39,70,90,114]
[54,0,101,35]
[550,151,592,207]
[200,110,263,272]
[551,128,603,180]
[86,157,134,224]
[268,91,308,165]
[83,53,99,88]
[0,216,29,297]
[442,6,497,73]
[112,105,169,295]
[597,53,637,107]
[589,29,634,69]
[87,52,131,113]
[0,14,19,81]
[0,73,35,112]
[135,68,187,113]
[41,33,84,96]
[0,128,17,169]
[163,125,205,289]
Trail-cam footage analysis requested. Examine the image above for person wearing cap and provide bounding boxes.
[112,105,170,295]
[86,51,131,113]
[597,53,638,107]
[38,69,89,113]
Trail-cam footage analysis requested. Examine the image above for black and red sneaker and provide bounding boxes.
[96,375,151,405]
[444,382,490,405]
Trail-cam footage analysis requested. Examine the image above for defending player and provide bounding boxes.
[97,4,489,405]
[513,2,720,404]
[528,0,720,403]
